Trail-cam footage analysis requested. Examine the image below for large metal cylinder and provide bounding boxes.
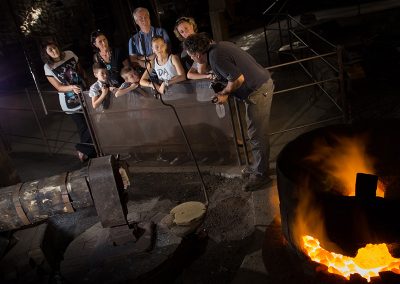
[0,167,93,232]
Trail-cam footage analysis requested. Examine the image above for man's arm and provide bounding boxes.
[220,75,244,95]
[215,74,245,104]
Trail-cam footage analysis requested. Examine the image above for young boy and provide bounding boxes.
[115,66,147,97]
[89,62,116,109]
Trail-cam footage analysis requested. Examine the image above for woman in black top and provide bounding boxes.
[90,30,129,86]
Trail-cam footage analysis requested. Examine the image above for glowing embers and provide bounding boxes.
[302,235,400,282]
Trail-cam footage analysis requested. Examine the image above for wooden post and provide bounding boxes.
[208,0,229,41]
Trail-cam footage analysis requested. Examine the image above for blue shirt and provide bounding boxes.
[128,26,170,56]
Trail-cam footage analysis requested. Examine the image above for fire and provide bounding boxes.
[302,235,400,282]
[305,135,385,197]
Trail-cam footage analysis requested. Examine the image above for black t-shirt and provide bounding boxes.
[94,47,128,87]
[208,41,271,99]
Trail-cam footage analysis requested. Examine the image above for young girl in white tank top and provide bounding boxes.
[139,36,186,94]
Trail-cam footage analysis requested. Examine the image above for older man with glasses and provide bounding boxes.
[128,7,171,69]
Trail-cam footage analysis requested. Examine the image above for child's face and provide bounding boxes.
[152,39,167,56]
[94,68,108,82]
[123,71,140,83]
[177,22,195,39]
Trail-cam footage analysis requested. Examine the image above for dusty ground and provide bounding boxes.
[129,172,258,284]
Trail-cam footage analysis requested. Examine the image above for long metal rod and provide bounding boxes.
[266,51,337,70]
[270,116,343,136]
[77,92,101,156]
[158,95,209,206]
[273,78,339,94]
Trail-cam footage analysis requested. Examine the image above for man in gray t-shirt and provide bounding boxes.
[184,33,275,191]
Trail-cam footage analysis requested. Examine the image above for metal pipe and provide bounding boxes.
[270,116,343,136]
[266,52,337,70]
[272,78,339,95]
[158,95,209,207]
[77,92,101,156]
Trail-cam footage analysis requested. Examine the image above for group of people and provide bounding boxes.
[41,7,275,192]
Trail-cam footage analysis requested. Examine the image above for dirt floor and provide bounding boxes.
[129,172,257,284]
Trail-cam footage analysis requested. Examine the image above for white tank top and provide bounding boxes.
[154,54,177,81]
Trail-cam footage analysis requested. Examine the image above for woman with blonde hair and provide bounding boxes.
[174,17,213,80]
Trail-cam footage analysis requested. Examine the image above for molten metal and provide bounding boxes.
[302,235,400,282]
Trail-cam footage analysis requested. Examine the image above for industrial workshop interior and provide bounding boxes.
[1,0,400,283]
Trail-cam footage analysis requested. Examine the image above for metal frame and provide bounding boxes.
[262,13,349,135]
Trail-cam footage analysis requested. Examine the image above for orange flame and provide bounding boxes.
[305,135,385,197]
[302,235,400,282]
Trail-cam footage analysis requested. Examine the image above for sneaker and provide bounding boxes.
[242,174,273,192]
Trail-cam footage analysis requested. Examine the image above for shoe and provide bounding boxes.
[241,166,256,178]
[77,151,88,163]
[242,174,273,192]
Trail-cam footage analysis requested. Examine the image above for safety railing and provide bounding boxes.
[0,82,244,166]
[263,13,348,133]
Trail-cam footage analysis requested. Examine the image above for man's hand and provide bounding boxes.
[215,93,229,104]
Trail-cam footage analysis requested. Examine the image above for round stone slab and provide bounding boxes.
[170,201,207,226]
